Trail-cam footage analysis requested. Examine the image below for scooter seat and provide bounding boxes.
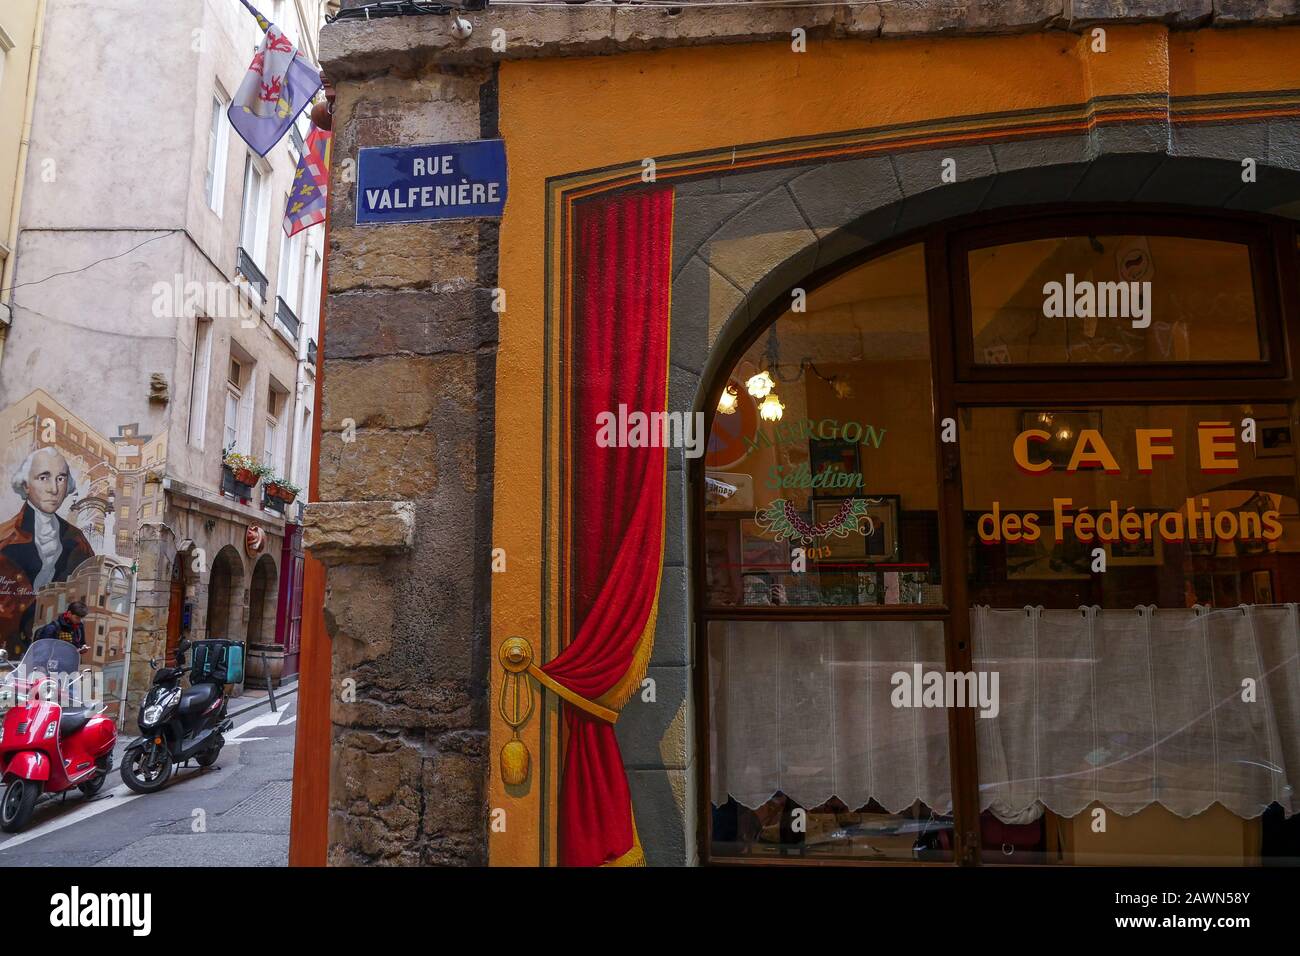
[59,708,89,737]
[179,682,219,716]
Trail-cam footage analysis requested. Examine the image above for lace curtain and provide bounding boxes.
[709,620,952,814]
[710,606,1300,822]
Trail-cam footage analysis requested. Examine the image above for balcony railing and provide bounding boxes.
[275,296,300,343]
[236,247,268,301]
[307,337,318,366]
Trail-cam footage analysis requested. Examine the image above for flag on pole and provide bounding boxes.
[284,125,332,236]
[228,0,322,157]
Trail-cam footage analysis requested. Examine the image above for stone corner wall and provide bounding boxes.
[323,1,1300,79]
[310,61,499,866]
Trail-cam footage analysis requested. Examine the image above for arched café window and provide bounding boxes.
[697,210,1300,867]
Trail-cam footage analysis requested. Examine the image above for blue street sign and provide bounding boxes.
[355,139,507,225]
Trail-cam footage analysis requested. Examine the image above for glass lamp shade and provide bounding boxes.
[717,385,739,415]
[758,393,785,422]
[746,370,775,398]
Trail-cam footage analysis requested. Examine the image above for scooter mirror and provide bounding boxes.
[149,657,157,670]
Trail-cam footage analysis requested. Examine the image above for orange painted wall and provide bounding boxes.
[489,26,1300,865]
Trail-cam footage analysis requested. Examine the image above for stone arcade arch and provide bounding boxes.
[206,545,245,643]
[247,553,279,646]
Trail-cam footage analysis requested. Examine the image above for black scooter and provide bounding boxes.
[121,639,234,793]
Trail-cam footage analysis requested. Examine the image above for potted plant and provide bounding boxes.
[223,450,261,488]
[264,475,301,504]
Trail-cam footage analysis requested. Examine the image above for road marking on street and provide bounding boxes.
[0,783,143,852]
[230,709,289,737]
[0,704,287,852]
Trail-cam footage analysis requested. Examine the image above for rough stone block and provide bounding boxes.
[1069,0,1212,24]
[326,287,497,359]
[322,563,397,667]
[421,731,487,849]
[329,221,479,293]
[304,500,416,562]
[880,0,1066,35]
[1213,0,1300,24]
[322,353,477,431]
[317,430,437,501]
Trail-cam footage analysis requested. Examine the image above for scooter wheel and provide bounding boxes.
[195,745,222,768]
[78,772,109,797]
[120,747,174,794]
[0,779,39,833]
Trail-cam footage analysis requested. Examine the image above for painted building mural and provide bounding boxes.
[0,388,165,714]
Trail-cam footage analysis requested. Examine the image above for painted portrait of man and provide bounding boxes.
[0,447,94,656]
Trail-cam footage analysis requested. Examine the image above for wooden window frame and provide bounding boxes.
[949,208,1287,384]
[692,204,1300,868]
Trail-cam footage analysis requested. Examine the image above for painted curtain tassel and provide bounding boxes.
[539,186,674,866]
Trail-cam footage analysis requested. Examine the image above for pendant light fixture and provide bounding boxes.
[717,383,739,415]
[759,393,785,421]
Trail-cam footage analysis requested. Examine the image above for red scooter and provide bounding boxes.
[0,638,116,832]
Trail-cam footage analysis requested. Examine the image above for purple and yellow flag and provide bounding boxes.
[228,0,322,157]
[285,125,332,236]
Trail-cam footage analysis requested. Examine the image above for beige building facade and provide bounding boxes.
[0,0,329,715]
[0,0,46,335]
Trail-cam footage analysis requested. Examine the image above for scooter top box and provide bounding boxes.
[189,640,244,685]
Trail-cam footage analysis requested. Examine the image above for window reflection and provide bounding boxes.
[968,235,1261,364]
[704,244,941,608]
[962,403,1300,864]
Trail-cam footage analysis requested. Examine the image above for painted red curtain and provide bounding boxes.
[539,186,673,866]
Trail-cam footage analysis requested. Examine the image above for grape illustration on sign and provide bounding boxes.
[355,139,508,224]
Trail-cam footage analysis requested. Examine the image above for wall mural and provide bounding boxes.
[0,389,165,710]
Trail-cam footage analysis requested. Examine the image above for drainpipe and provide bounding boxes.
[0,0,48,365]
[117,560,140,726]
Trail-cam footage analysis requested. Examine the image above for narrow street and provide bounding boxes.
[0,692,298,867]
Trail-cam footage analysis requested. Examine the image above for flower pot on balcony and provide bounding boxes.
[221,464,255,499]
[233,467,258,486]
